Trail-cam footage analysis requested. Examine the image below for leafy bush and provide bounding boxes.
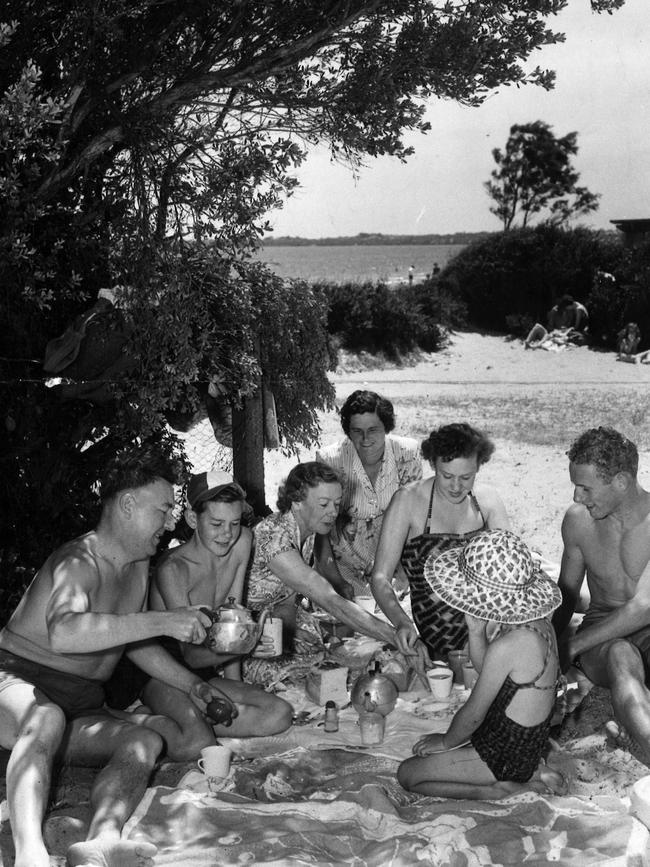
[443,225,624,333]
[321,278,462,358]
[586,240,650,350]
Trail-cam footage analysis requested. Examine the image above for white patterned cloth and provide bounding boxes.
[317,435,422,592]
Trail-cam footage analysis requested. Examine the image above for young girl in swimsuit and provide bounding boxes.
[370,423,510,675]
[398,529,566,799]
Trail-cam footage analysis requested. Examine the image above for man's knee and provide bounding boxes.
[114,724,164,767]
[266,695,293,733]
[20,702,67,749]
[605,639,646,686]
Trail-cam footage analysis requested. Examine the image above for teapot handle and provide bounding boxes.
[257,608,270,633]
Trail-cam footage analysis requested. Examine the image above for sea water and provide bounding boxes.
[254,243,463,285]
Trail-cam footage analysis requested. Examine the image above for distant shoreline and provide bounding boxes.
[261,232,492,247]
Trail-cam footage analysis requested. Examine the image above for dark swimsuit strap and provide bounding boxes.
[424,479,487,534]
[505,620,557,691]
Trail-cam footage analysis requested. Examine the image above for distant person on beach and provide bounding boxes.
[408,264,415,284]
[316,390,422,595]
[143,470,293,758]
[615,322,650,363]
[524,295,589,350]
[432,262,441,277]
[0,445,231,867]
[552,427,650,760]
[370,423,510,669]
[398,529,565,799]
[547,294,589,334]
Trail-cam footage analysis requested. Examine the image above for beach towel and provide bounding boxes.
[124,686,650,866]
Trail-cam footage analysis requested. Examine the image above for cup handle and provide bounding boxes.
[198,758,205,772]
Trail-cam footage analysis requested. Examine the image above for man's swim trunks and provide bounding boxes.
[576,605,650,680]
[0,649,105,720]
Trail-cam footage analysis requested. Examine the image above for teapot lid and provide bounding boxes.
[216,597,253,622]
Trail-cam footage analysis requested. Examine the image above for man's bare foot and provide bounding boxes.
[605,719,637,751]
[604,720,650,766]
[67,839,157,867]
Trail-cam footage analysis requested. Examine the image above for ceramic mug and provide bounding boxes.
[198,744,232,779]
[427,667,454,700]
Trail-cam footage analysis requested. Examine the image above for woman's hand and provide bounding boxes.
[395,623,428,659]
[412,732,448,756]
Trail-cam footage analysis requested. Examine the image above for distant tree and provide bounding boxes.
[485,121,600,230]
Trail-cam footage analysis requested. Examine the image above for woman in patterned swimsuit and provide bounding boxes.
[370,423,510,669]
[398,530,566,799]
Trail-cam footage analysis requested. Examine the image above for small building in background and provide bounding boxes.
[610,218,650,248]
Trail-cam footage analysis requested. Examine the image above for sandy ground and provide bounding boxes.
[2,330,650,865]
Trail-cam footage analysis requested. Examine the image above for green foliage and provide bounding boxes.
[586,240,650,350]
[0,0,626,610]
[485,121,599,230]
[443,225,623,332]
[322,280,452,357]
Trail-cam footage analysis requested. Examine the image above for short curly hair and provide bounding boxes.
[100,444,182,503]
[421,422,495,467]
[339,390,395,435]
[568,427,638,481]
[277,461,341,513]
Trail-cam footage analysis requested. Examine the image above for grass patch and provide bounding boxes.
[397,386,650,449]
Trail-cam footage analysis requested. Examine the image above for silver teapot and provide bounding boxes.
[203,598,269,655]
[351,662,398,717]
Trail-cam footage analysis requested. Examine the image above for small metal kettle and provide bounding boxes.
[203,597,269,655]
[351,661,398,717]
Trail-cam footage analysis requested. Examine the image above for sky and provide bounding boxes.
[267,0,650,238]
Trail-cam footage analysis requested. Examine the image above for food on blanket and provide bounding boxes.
[204,597,269,654]
[351,663,398,716]
[305,663,349,706]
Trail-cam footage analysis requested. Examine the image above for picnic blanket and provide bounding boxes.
[124,685,650,866]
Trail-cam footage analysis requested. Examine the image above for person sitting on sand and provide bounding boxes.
[0,446,231,867]
[370,423,510,672]
[244,461,398,683]
[398,529,565,800]
[142,470,293,758]
[316,390,422,595]
[548,294,589,334]
[615,322,650,364]
[617,322,641,359]
[552,427,650,760]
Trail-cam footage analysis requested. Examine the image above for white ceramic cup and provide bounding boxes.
[427,667,454,699]
[262,617,283,656]
[198,744,232,779]
[354,596,376,614]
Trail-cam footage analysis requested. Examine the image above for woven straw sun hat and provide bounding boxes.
[424,529,562,624]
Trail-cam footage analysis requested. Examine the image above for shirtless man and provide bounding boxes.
[143,470,293,755]
[552,427,650,756]
[0,446,232,867]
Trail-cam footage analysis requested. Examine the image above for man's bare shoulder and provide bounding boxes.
[561,503,591,536]
[44,532,101,585]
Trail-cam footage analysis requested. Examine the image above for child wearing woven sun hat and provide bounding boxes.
[398,529,567,799]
